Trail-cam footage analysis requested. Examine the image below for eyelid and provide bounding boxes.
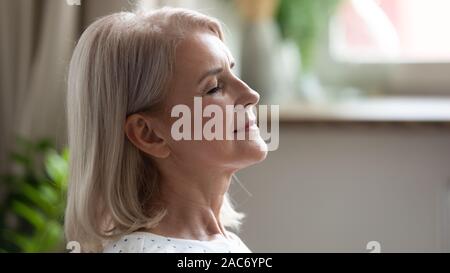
[205,81,223,95]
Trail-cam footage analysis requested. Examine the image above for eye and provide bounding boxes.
[206,83,223,95]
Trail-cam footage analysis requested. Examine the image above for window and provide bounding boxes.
[330,0,450,63]
[316,0,450,95]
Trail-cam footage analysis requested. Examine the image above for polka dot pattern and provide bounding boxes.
[103,231,251,253]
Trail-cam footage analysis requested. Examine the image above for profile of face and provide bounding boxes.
[125,31,267,178]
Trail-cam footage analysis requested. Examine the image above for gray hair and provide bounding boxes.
[65,7,243,252]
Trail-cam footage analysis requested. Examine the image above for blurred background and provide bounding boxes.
[1,0,450,252]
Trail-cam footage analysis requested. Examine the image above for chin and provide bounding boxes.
[248,139,268,163]
[232,135,268,169]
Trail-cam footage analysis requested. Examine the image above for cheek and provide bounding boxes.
[165,97,267,168]
[199,100,268,166]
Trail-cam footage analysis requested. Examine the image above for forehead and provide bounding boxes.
[174,31,233,75]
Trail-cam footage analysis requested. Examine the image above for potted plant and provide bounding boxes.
[234,0,302,104]
[276,0,341,72]
[0,137,68,252]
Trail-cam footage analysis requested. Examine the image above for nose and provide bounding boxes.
[232,76,260,109]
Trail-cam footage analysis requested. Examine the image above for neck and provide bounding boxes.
[147,165,234,241]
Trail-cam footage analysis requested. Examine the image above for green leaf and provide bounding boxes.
[11,201,46,230]
[277,0,342,70]
[17,183,56,217]
[3,230,34,252]
[38,184,59,206]
[10,152,31,168]
[40,220,64,252]
[2,137,68,252]
[35,139,54,152]
[45,149,68,189]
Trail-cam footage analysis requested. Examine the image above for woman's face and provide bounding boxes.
[155,31,267,173]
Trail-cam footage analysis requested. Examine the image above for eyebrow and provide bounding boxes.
[197,61,235,84]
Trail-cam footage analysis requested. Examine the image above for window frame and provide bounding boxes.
[314,6,450,96]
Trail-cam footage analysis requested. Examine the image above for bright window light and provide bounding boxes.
[330,0,450,63]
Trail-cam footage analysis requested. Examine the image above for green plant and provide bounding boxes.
[276,0,341,71]
[0,137,69,253]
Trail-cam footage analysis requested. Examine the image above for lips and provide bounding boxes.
[233,119,257,133]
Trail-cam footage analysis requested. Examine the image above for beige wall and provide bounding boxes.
[233,123,450,252]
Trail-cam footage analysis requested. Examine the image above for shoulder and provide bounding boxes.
[102,232,203,253]
[226,231,252,253]
[103,233,147,253]
[226,231,245,244]
[102,230,251,253]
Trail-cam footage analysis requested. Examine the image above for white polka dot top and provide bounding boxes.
[103,231,252,253]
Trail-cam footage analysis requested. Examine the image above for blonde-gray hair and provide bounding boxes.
[65,7,244,252]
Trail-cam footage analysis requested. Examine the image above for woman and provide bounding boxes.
[65,7,267,253]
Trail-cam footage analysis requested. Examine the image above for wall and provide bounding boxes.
[232,123,450,252]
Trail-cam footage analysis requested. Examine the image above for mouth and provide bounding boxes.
[233,119,257,133]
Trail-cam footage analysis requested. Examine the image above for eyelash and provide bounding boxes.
[206,82,223,95]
